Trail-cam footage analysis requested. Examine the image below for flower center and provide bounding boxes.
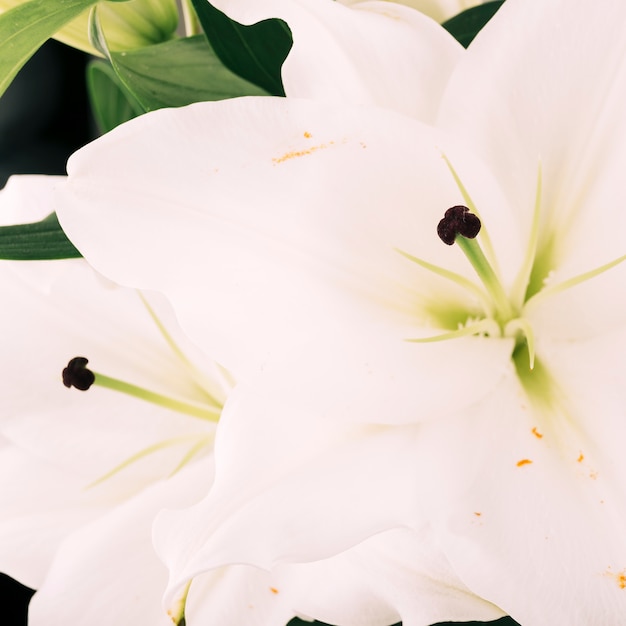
[398,159,626,394]
[61,292,227,487]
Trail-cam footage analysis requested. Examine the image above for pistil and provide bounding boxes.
[62,356,221,421]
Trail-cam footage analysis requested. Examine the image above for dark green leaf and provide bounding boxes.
[0,0,99,98]
[0,213,81,260]
[107,35,269,112]
[442,1,504,48]
[86,60,143,133]
[190,0,291,96]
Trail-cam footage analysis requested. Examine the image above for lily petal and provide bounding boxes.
[184,565,296,626]
[27,458,212,626]
[58,96,517,381]
[342,0,483,24]
[0,443,103,588]
[275,527,505,626]
[437,0,626,276]
[154,383,426,610]
[417,372,626,624]
[209,0,462,119]
[0,259,215,489]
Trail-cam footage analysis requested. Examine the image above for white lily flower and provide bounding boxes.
[56,0,626,624]
[0,176,305,625]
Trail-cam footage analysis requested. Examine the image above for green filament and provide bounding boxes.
[93,372,221,421]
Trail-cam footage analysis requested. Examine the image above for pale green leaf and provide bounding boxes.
[0,0,100,98]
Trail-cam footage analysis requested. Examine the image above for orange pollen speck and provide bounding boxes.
[474,512,482,517]
[272,142,331,164]
[516,459,533,467]
[531,427,543,439]
[577,452,585,463]
[303,131,312,138]
[606,568,626,589]
[270,587,279,594]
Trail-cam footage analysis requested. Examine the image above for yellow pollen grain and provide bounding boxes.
[531,427,543,439]
[516,459,533,467]
[272,141,334,164]
[270,587,279,594]
[577,452,585,463]
[473,512,482,517]
[303,131,312,138]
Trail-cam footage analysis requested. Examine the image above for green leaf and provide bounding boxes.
[0,213,81,260]
[190,0,291,96]
[106,35,269,112]
[0,0,100,98]
[442,1,504,48]
[86,60,143,133]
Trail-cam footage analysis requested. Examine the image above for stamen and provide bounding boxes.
[138,292,226,407]
[511,162,542,309]
[62,356,95,391]
[438,207,515,324]
[62,357,221,422]
[440,153,499,271]
[395,247,493,315]
[85,434,213,489]
[406,317,500,343]
[524,252,626,312]
[437,205,481,245]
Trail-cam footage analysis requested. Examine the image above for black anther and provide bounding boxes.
[62,356,95,391]
[437,205,481,245]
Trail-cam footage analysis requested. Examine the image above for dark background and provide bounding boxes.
[0,38,92,188]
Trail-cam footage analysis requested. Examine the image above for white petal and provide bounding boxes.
[242,329,514,425]
[438,0,626,277]
[527,259,626,342]
[0,175,65,224]
[210,0,462,119]
[417,370,626,624]
[0,260,215,488]
[342,0,482,24]
[58,96,514,381]
[156,389,513,623]
[277,527,505,626]
[185,566,296,626]
[0,444,101,588]
[28,458,213,626]
[154,384,427,610]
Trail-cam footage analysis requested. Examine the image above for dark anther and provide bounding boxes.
[62,356,95,391]
[437,205,481,245]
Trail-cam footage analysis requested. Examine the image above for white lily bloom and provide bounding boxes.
[0,176,304,625]
[0,177,491,626]
[56,0,626,624]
